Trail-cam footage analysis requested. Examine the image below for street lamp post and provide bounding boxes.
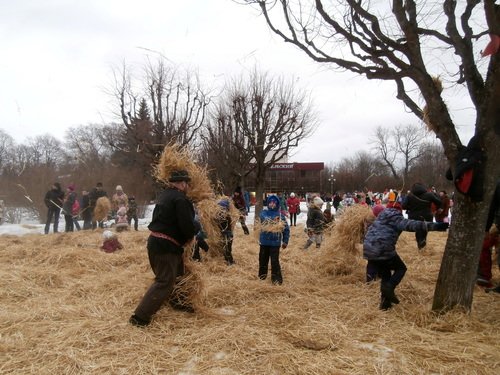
[328,175,335,196]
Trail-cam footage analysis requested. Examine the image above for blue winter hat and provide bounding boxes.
[218,198,230,210]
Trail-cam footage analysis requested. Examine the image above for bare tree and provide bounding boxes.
[110,58,211,173]
[65,124,114,177]
[244,0,500,312]
[371,124,428,186]
[201,104,255,193]
[0,129,15,175]
[216,69,318,215]
[25,135,64,168]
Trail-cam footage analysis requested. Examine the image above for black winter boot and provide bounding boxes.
[379,296,393,310]
[129,314,150,327]
[381,283,400,304]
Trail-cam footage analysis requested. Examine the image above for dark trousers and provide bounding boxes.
[239,215,249,234]
[223,236,234,264]
[128,215,139,230]
[370,254,407,289]
[290,213,297,226]
[64,214,74,232]
[258,245,282,284]
[82,211,92,230]
[44,207,61,234]
[134,236,184,321]
[73,218,81,231]
[410,214,432,245]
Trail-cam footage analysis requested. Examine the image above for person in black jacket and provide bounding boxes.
[44,182,64,234]
[402,182,442,249]
[130,170,198,327]
[81,190,92,230]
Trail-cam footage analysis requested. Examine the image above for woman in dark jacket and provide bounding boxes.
[402,182,442,249]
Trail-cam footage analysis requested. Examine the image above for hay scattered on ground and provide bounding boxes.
[1,225,499,374]
[93,196,111,221]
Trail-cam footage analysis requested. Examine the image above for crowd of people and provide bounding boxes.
[41,175,499,325]
[43,182,139,234]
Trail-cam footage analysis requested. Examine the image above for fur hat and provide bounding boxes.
[313,196,324,208]
[290,192,295,198]
[103,230,115,240]
[168,170,191,182]
[115,185,123,191]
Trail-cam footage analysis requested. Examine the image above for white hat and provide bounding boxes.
[116,185,123,191]
[313,197,324,208]
[290,192,295,198]
[103,230,114,240]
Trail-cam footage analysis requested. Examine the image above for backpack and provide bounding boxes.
[447,136,486,202]
[72,199,80,216]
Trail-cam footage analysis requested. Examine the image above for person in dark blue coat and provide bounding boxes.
[258,195,290,285]
[363,201,448,310]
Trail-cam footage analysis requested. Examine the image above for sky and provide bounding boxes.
[0,0,478,164]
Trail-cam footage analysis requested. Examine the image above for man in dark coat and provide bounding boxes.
[402,182,443,249]
[130,170,198,327]
[44,182,64,234]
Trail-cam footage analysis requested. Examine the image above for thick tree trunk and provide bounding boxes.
[432,75,500,311]
[431,194,490,312]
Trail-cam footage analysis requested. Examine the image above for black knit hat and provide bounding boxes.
[168,170,191,182]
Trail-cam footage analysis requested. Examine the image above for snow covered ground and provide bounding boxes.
[0,202,313,236]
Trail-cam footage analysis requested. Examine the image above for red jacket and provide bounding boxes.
[286,196,301,214]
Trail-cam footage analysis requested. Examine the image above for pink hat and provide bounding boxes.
[67,184,75,192]
[372,204,385,217]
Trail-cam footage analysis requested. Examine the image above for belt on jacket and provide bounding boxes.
[149,231,182,247]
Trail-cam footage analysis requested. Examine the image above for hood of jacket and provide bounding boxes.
[266,195,280,211]
[411,182,427,196]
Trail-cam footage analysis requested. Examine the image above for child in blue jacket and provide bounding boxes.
[258,195,290,285]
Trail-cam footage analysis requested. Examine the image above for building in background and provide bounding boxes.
[246,162,324,197]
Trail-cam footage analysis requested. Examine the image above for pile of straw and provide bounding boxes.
[154,143,213,202]
[1,226,499,374]
[317,205,374,277]
[93,196,111,221]
[330,204,374,255]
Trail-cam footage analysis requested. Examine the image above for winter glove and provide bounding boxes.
[426,222,449,231]
[281,243,287,249]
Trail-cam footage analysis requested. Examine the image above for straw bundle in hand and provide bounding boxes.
[154,143,213,203]
[93,197,111,222]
